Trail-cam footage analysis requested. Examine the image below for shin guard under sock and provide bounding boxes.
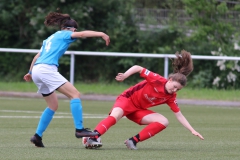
[70,98,83,129]
[36,107,55,137]
[137,122,166,142]
[94,116,116,135]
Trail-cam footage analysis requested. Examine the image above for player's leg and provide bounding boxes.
[57,82,98,138]
[30,65,59,147]
[83,107,123,149]
[137,112,168,141]
[94,107,123,135]
[84,96,131,149]
[92,95,134,138]
[30,92,58,147]
[125,110,168,150]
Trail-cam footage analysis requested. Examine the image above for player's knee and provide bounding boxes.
[75,91,81,98]
[70,90,81,99]
[110,108,124,121]
[157,117,169,127]
[49,105,58,111]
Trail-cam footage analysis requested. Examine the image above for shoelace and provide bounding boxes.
[82,128,92,131]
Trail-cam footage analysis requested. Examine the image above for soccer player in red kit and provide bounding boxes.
[83,50,204,150]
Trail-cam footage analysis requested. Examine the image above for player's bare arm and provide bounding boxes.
[23,52,40,82]
[115,65,144,82]
[71,31,110,46]
[174,111,204,140]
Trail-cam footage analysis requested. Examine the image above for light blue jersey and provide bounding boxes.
[35,30,77,67]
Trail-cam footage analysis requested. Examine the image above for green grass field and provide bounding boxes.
[0,81,240,101]
[0,97,240,160]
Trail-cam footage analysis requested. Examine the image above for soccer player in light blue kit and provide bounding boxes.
[23,12,110,147]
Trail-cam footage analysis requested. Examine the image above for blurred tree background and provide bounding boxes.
[0,0,240,89]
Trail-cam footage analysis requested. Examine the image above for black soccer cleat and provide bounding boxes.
[30,134,44,147]
[75,128,99,138]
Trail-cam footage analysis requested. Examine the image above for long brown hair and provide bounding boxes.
[44,12,78,29]
[168,50,193,86]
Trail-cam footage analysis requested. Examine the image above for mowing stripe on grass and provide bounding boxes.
[0,115,107,118]
[0,109,108,115]
[0,110,108,118]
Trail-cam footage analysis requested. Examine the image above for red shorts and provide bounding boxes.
[110,96,155,125]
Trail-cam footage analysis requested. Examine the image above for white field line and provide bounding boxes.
[0,110,108,119]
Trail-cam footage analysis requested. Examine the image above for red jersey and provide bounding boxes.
[120,68,180,112]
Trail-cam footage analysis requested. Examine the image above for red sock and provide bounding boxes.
[138,122,166,142]
[94,116,116,135]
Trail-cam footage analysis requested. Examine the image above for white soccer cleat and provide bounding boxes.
[82,137,102,149]
[124,139,137,150]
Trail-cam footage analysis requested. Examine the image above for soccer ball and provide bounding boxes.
[82,137,102,149]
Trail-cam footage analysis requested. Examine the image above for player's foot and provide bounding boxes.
[75,128,98,138]
[124,138,137,150]
[83,137,102,149]
[30,134,44,147]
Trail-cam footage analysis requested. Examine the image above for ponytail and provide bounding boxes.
[172,50,193,76]
[168,50,193,86]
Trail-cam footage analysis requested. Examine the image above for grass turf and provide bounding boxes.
[0,81,240,101]
[0,97,240,160]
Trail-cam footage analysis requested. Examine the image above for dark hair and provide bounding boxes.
[44,12,78,29]
[168,50,193,86]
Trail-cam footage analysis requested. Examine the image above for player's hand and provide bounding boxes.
[102,34,110,46]
[115,73,126,82]
[192,130,204,140]
[23,73,32,82]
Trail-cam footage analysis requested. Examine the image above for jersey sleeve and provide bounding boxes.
[39,46,43,53]
[140,68,162,82]
[140,68,166,86]
[166,97,180,112]
[62,31,77,43]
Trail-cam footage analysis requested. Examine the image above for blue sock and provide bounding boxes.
[36,107,55,137]
[70,98,83,130]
